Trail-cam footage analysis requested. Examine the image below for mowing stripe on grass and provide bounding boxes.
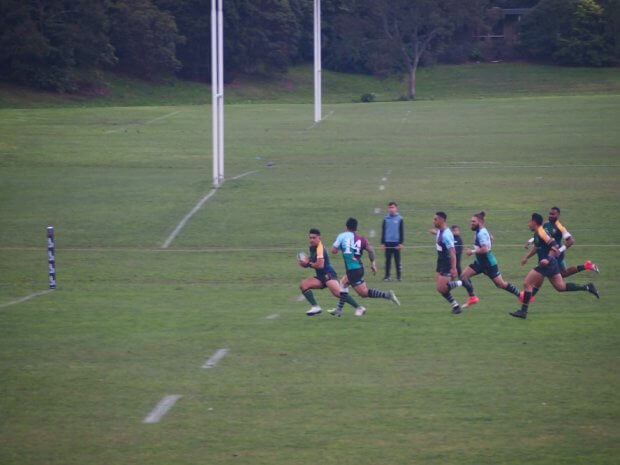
[143,395,182,424]
[0,290,53,310]
[202,348,229,369]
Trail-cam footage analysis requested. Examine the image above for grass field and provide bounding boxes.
[1,87,619,463]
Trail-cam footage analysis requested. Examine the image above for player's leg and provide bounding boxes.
[563,261,600,277]
[326,279,360,308]
[491,272,520,297]
[358,277,400,306]
[510,269,544,319]
[300,277,323,316]
[549,274,599,298]
[437,272,461,314]
[456,265,478,307]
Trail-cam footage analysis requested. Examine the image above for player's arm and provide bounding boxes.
[366,242,377,274]
[397,219,404,250]
[310,256,325,270]
[449,247,457,278]
[520,247,537,265]
[381,219,386,249]
[557,222,574,250]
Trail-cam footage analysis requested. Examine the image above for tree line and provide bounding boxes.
[0,0,618,96]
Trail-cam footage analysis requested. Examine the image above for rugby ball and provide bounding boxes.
[297,251,307,260]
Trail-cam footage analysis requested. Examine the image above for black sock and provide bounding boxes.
[577,264,585,272]
[565,282,587,292]
[505,283,520,296]
[441,292,460,310]
[520,291,531,312]
[368,288,389,299]
[461,278,474,296]
[532,287,540,296]
[337,291,348,311]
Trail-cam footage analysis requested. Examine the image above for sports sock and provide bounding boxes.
[346,294,360,308]
[448,280,462,290]
[337,291,348,312]
[532,287,540,296]
[577,264,585,272]
[441,291,460,310]
[461,278,475,296]
[504,283,520,296]
[520,291,531,312]
[303,289,318,306]
[565,282,587,292]
[368,288,389,299]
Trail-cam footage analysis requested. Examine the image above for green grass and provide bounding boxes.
[0,92,619,464]
[1,62,620,108]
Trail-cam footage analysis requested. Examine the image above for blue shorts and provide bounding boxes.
[468,261,500,279]
[315,266,338,288]
[558,252,566,270]
[534,257,561,278]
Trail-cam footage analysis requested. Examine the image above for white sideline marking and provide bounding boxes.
[369,229,376,238]
[373,207,381,214]
[202,348,229,369]
[305,110,335,130]
[379,185,385,191]
[401,110,411,123]
[162,189,217,249]
[105,111,181,134]
[162,171,258,249]
[0,290,53,310]
[427,164,620,170]
[266,313,280,320]
[381,177,387,182]
[143,395,182,424]
[229,170,257,181]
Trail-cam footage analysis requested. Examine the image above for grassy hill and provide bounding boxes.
[1,62,619,108]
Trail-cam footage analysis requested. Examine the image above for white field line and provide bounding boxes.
[369,229,376,238]
[266,313,280,320]
[202,348,229,369]
[379,185,385,191]
[229,170,258,181]
[143,395,182,424]
[162,189,217,249]
[4,243,620,254]
[161,171,258,249]
[426,164,620,169]
[304,110,335,130]
[373,207,381,214]
[104,110,181,134]
[0,290,53,310]
[401,110,411,124]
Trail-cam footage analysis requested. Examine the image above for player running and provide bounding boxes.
[510,213,599,320]
[521,206,600,303]
[449,211,520,308]
[433,211,463,314]
[330,217,400,317]
[298,228,364,316]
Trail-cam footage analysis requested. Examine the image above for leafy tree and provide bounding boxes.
[519,0,614,66]
[0,0,116,91]
[338,0,488,99]
[108,0,184,78]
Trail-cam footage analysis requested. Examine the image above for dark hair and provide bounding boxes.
[531,213,544,225]
[436,211,447,220]
[474,210,486,221]
[309,228,320,236]
[450,225,459,230]
[551,206,561,213]
[346,217,358,231]
[388,201,397,207]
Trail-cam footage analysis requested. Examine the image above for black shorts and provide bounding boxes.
[346,268,365,286]
[436,260,452,277]
[468,261,500,279]
[534,257,561,278]
[315,268,338,288]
